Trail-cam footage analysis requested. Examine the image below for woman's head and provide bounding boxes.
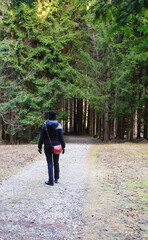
[48,110,56,120]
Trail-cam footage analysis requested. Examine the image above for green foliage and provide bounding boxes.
[85,7,148,139]
[0,0,147,141]
[0,0,96,140]
[91,0,148,53]
[10,0,36,7]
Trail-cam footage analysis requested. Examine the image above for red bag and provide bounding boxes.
[45,124,62,155]
[52,145,62,154]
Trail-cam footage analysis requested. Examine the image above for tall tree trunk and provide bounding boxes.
[0,87,2,143]
[103,57,110,142]
[130,115,134,141]
[137,108,141,138]
[104,101,109,141]
[0,117,2,143]
[64,99,68,135]
[74,97,77,134]
[121,117,125,140]
[2,121,7,142]
[101,112,104,140]
[77,99,83,135]
[144,101,148,139]
[90,107,94,136]
[144,66,148,139]
[0,118,2,143]
[87,106,93,136]
[86,105,90,135]
[117,115,124,139]
[83,100,87,135]
[114,118,117,138]
[109,119,114,139]
[10,111,15,144]
[117,117,121,139]
[137,67,142,138]
[69,98,74,134]
[93,109,96,136]
[96,115,101,138]
[133,111,137,138]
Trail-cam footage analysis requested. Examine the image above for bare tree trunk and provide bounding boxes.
[10,111,15,144]
[101,112,104,140]
[92,109,94,136]
[114,118,117,138]
[2,123,7,142]
[117,115,124,139]
[103,57,110,142]
[68,99,71,133]
[69,97,74,134]
[64,99,68,135]
[130,115,134,141]
[74,97,77,134]
[104,101,109,141]
[137,108,141,138]
[87,105,90,135]
[96,115,100,138]
[137,67,142,138]
[144,66,148,139]
[121,117,125,140]
[93,109,95,136]
[144,101,148,139]
[117,117,121,139]
[0,87,2,143]
[133,111,137,138]
[87,106,93,136]
[83,100,87,135]
[90,107,94,136]
[144,96,148,139]
[77,99,83,135]
[0,117,2,143]
[109,119,114,139]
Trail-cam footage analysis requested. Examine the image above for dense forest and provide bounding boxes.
[0,0,148,143]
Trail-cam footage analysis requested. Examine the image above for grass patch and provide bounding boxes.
[8,199,19,204]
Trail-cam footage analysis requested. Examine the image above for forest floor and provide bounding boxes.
[0,137,147,240]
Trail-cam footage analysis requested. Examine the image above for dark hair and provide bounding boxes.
[48,110,56,120]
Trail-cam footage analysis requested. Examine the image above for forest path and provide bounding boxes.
[0,140,147,240]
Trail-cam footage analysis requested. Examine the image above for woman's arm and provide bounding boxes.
[59,128,65,149]
[38,125,45,150]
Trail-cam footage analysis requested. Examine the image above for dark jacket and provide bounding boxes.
[38,120,65,153]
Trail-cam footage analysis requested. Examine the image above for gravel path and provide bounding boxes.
[0,143,93,240]
[0,141,147,240]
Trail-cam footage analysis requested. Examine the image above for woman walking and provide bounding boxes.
[38,110,65,186]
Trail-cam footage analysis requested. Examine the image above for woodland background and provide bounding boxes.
[0,0,148,144]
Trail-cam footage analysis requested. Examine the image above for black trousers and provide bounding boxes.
[45,152,59,184]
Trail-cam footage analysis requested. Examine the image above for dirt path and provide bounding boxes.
[82,144,148,240]
[0,143,91,240]
[0,140,147,240]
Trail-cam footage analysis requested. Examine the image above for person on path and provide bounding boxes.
[38,110,65,186]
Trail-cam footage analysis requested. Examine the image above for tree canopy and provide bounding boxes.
[0,0,148,143]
